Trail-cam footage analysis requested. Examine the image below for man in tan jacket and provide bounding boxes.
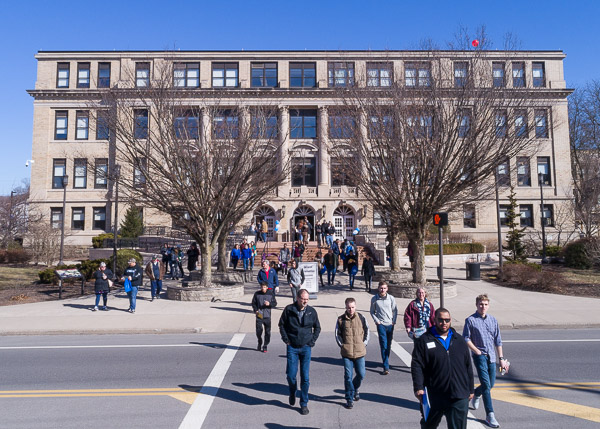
[335,297,370,409]
[145,254,165,301]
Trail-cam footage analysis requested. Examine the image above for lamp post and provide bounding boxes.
[112,165,121,276]
[494,168,503,273]
[538,172,548,264]
[58,175,68,265]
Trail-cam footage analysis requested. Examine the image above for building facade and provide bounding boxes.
[28,50,573,248]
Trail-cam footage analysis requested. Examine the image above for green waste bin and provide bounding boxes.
[466,262,481,280]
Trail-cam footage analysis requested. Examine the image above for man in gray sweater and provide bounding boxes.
[370,281,398,375]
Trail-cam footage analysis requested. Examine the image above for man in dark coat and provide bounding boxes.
[251,282,277,353]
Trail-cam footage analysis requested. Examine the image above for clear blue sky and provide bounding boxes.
[1,0,598,195]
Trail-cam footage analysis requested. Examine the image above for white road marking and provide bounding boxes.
[178,333,244,429]
[0,344,213,350]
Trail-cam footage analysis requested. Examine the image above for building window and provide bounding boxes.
[497,158,510,186]
[94,158,108,189]
[52,159,67,189]
[55,111,68,140]
[458,111,470,137]
[51,208,63,229]
[134,109,148,139]
[537,156,551,186]
[71,207,85,230]
[93,207,106,230]
[535,110,548,138]
[499,205,510,227]
[134,158,147,187]
[98,62,111,88]
[369,114,393,139]
[173,63,199,88]
[213,110,239,139]
[512,62,525,88]
[57,63,69,88]
[515,110,528,138]
[405,63,431,87]
[532,62,545,88]
[212,63,238,88]
[136,62,150,87]
[96,110,110,140]
[542,204,554,227]
[373,210,387,227]
[251,113,278,139]
[328,62,354,87]
[329,114,355,139]
[463,205,476,228]
[290,109,317,139]
[454,62,468,87]
[174,110,199,139]
[517,157,531,187]
[289,63,316,88]
[367,63,392,87]
[495,111,507,137]
[407,115,433,139]
[520,204,533,227]
[73,158,87,189]
[331,157,357,187]
[251,63,277,87]
[291,157,317,187]
[76,63,90,88]
[76,111,89,140]
[492,62,505,88]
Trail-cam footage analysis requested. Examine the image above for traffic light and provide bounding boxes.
[433,212,448,227]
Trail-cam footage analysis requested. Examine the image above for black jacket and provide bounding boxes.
[93,269,113,293]
[123,264,144,287]
[279,302,321,348]
[411,327,474,402]
[361,258,376,276]
[251,290,277,319]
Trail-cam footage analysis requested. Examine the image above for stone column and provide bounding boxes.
[318,106,330,193]
[279,106,290,185]
[200,107,211,146]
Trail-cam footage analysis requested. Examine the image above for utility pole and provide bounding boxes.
[112,165,121,276]
[58,175,68,265]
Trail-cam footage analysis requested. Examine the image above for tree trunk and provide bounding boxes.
[217,232,228,272]
[411,230,427,284]
[199,229,213,286]
[388,224,402,272]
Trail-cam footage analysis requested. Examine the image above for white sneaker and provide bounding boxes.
[486,412,500,428]
[92,306,98,311]
[470,395,480,410]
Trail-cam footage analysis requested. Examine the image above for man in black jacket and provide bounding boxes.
[411,308,474,429]
[121,258,143,314]
[279,289,321,415]
[251,282,277,353]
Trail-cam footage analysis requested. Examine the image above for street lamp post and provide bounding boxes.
[58,175,68,265]
[494,169,503,273]
[112,165,121,276]
[538,172,548,264]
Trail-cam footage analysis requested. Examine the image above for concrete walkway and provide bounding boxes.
[0,263,597,336]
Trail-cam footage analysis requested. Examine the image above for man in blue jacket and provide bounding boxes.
[257,260,279,294]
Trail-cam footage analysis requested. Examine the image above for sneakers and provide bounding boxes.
[151,297,155,302]
[382,370,389,375]
[300,406,309,415]
[288,392,296,406]
[353,392,360,401]
[470,395,481,410]
[256,344,262,351]
[344,400,353,409]
[102,306,108,311]
[262,346,268,353]
[486,412,500,428]
[92,306,98,311]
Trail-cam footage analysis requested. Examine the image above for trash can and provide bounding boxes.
[465,262,481,280]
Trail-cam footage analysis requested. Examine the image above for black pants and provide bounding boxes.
[256,317,271,347]
[364,274,373,291]
[421,397,469,429]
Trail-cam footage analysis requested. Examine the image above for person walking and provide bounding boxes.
[145,254,165,301]
[279,243,291,275]
[462,294,510,428]
[279,289,321,415]
[176,245,184,278]
[287,259,305,302]
[370,281,397,375]
[230,244,241,270]
[241,243,253,271]
[250,241,257,269]
[335,297,369,409]
[411,308,474,429]
[160,243,170,275]
[324,248,337,286]
[404,287,435,340]
[168,246,179,279]
[361,254,375,292]
[91,262,113,311]
[346,250,358,290]
[261,219,269,243]
[251,282,277,353]
[326,221,336,248]
[122,258,143,313]
[293,242,302,264]
[257,260,279,294]
[186,243,199,274]
[315,221,322,247]
[313,250,325,289]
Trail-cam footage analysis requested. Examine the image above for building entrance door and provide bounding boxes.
[292,206,315,241]
[333,206,355,240]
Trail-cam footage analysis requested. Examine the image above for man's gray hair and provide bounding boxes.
[128,258,137,263]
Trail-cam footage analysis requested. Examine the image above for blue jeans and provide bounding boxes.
[261,232,267,242]
[286,344,311,407]
[250,256,255,269]
[348,273,356,289]
[242,258,250,271]
[327,267,336,285]
[377,324,394,371]
[127,286,138,310]
[95,292,107,307]
[326,235,333,247]
[150,280,162,298]
[473,354,497,414]
[343,356,365,401]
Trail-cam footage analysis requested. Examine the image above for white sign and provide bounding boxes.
[298,262,319,295]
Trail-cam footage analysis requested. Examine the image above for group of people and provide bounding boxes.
[230,240,258,271]
[159,242,200,279]
[251,278,508,428]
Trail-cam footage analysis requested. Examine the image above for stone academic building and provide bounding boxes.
[27,50,573,250]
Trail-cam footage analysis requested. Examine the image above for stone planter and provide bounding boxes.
[167,270,245,301]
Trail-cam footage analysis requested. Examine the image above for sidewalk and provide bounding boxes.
[0,263,598,335]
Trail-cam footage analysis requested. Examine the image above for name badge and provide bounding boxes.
[426,342,436,349]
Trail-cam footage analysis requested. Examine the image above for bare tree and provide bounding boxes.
[569,81,600,237]
[333,34,551,283]
[0,181,30,248]
[89,59,288,286]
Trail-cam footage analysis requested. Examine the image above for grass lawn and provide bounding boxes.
[0,265,41,290]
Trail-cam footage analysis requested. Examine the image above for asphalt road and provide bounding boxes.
[1,329,599,429]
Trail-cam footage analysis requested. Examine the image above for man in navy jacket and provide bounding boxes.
[257,260,279,294]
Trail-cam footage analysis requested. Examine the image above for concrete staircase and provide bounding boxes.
[256,241,376,268]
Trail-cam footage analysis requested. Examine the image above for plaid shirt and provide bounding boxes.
[462,312,502,363]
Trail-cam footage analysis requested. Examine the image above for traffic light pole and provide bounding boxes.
[438,225,444,308]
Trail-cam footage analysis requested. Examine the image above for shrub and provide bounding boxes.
[563,239,592,269]
[424,243,485,255]
[500,261,562,291]
[5,248,30,263]
[76,258,111,280]
[0,250,6,264]
[92,233,120,249]
[38,264,79,284]
[544,245,562,257]
[110,249,143,276]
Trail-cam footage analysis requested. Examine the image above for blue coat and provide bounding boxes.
[257,268,279,289]
[230,248,241,260]
[241,248,253,260]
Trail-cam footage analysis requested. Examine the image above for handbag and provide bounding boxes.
[123,278,132,293]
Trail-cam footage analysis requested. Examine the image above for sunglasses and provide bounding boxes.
[436,318,451,323]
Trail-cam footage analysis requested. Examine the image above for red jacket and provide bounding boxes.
[403,299,435,331]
